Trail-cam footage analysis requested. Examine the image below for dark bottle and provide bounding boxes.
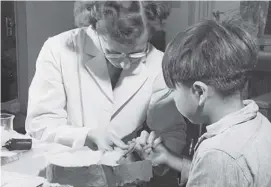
[2,138,32,151]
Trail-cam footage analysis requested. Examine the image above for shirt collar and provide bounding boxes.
[206,100,259,136]
[193,100,259,153]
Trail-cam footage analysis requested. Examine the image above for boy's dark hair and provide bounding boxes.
[162,18,258,96]
[74,1,171,45]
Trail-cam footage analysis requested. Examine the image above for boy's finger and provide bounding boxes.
[134,141,143,151]
[145,147,152,154]
[147,131,156,145]
[153,137,163,149]
[138,130,149,146]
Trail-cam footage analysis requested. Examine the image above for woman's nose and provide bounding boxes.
[120,57,131,69]
[123,57,131,63]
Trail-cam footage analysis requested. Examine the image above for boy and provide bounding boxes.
[135,19,271,186]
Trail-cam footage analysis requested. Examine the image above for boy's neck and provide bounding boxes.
[206,93,244,125]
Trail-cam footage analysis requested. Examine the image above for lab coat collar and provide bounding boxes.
[78,28,153,115]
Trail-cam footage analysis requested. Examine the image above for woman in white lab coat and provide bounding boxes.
[25,1,186,155]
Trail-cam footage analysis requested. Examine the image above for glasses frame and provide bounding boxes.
[97,35,150,62]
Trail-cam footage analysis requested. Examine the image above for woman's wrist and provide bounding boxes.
[85,130,98,150]
[86,130,94,141]
[86,128,102,142]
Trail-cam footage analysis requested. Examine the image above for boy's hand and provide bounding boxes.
[143,143,168,166]
[134,131,168,166]
[135,131,159,149]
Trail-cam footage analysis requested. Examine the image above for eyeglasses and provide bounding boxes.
[104,44,149,60]
[97,35,149,62]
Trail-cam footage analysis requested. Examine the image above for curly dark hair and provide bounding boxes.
[74,1,171,45]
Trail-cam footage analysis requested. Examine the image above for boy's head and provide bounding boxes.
[162,19,258,124]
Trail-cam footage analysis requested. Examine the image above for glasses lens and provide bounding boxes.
[129,53,146,59]
[105,53,124,59]
[129,44,149,59]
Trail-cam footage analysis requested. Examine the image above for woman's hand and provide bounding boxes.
[86,128,128,151]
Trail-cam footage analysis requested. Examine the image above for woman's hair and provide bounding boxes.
[162,18,258,96]
[74,1,171,45]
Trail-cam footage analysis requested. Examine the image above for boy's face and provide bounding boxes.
[172,82,206,124]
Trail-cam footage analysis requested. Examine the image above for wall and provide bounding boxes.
[165,1,241,45]
[25,1,74,85]
[213,1,240,13]
[15,2,28,113]
[16,1,74,113]
[165,2,189,44]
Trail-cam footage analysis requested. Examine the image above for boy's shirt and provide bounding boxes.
[186,100,271,187]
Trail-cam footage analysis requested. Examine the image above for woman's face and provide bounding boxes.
[98,33,149,69]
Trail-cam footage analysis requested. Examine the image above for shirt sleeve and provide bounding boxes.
[147,72,187,176]
[186,149,250,187]
[147,72,187,155]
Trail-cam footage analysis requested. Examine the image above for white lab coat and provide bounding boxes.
[26,28,186,153]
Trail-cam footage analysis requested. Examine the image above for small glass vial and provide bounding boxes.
[0,113,15,131]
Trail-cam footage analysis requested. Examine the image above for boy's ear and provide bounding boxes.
[192,81,208,106]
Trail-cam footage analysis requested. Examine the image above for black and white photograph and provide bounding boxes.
[1,1,271,187]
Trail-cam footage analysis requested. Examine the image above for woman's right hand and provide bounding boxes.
[86,128,128,151]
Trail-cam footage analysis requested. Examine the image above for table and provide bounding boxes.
[1,142,71,187]
[1,137,147,187]
[2,141,71,176]
[1,132,71,187]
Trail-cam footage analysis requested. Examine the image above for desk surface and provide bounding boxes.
[2,140,71,176]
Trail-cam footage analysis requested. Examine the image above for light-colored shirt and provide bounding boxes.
[186,100,271,187]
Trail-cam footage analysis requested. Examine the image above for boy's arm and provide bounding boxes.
[165,153,192,186]
[186,149,250,187]
[147,72,187,175]
[163,151,189,173]
[147,72,187,156]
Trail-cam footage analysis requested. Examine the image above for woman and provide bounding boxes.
[25,1,186,156]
